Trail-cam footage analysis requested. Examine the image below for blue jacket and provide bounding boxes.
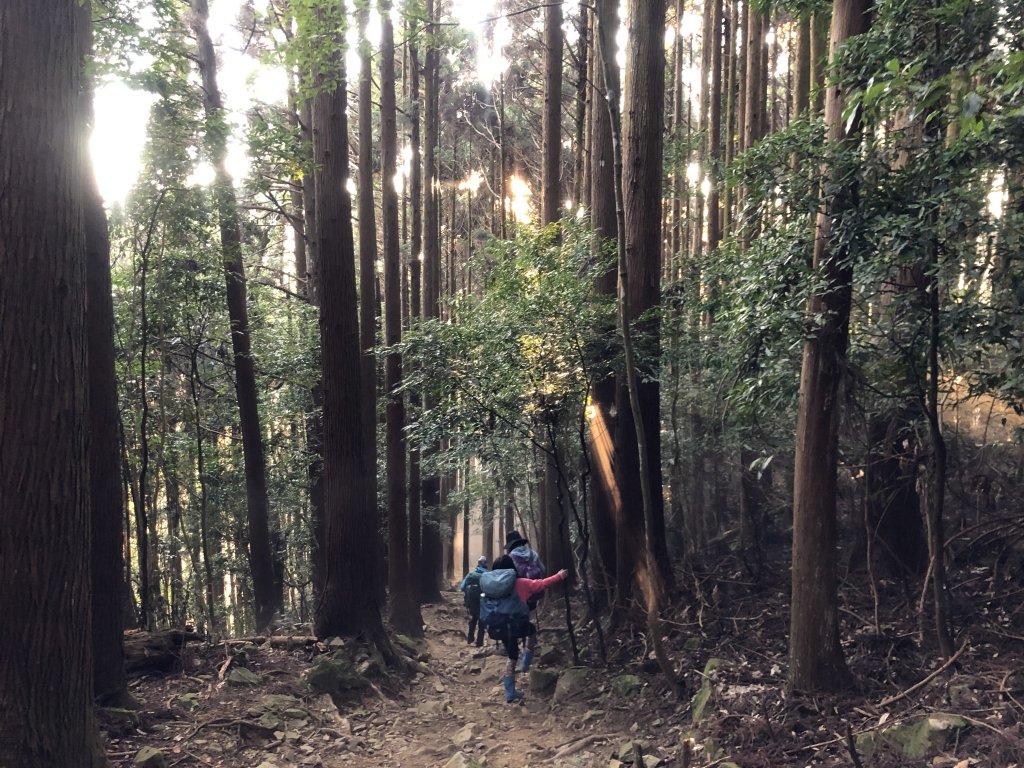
[459,565,487,591]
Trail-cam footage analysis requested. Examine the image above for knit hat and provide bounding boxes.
[505,529,528,552]
[477,555,488,566]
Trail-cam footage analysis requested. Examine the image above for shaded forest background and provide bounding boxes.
[2,0,1024,764]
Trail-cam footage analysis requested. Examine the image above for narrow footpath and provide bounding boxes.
[357,595,667,767]
[105,592,679,768]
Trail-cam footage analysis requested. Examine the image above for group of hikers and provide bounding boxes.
[458,530,569,703]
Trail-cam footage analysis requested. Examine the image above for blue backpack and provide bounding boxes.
[462,571,482,610]
[479,569,529,641]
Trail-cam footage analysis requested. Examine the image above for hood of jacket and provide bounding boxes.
[509,544,539,562]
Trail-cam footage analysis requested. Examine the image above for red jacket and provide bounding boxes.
[514,571,565,606]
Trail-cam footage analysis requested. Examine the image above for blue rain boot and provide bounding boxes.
[501,674,524,703]
[517,650,534,674]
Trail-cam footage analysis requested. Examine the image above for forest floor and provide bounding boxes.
[103,573,1024,768]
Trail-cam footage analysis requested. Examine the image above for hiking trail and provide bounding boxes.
[104,592,677,768]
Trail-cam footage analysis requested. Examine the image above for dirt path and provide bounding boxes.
[357,595,640,767]
[105,592,665,768]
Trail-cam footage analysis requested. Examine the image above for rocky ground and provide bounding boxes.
[103,580,1024,768]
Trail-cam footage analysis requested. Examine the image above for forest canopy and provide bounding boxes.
[2,0,1023,765]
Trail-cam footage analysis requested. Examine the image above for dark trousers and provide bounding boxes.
[502,621,537,662]
[467,610,485,645]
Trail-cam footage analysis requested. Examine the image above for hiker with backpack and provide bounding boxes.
[505,530,545,590]
[480,554,568,703]
[459,555,488,646]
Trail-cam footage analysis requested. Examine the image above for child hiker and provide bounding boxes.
[480,554,568,703]
[459,555,488,646]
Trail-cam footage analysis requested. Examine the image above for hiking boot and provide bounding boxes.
[517,650,534,674]
[501,674,524,703]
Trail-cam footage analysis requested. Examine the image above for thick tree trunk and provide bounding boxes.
[788,0,871,693]
[310,0,393,655]
[617,0,674,594]
[81,6,130,705]
[0,2,102,764]
[190,0,280,631]
[596,0,681,697]
[539,0,570,581]
[381,0,422,635]
[302,126,327,599]
[542,0,564,226]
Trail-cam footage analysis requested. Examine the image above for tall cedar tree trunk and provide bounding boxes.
[670,0,684,272]
[615,0,675,597]
[419,0,444,602]
[190,0,280,631]
[788,0,871,693]
[408,35,424,584]
[297,89,326,596]
[0,2,103,764]
[793,15,811,118]
[356,0,383,595]
[588,1,620,591]
[310,0,393,655]
[811,12,829,114]
[573,0,590,209]
[596,0,681,697]
[284,76,325,604]
[381,0,423,634]
[540,0,571,582]
[80,3,130,706]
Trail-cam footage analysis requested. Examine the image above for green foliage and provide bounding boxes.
[398,219,616,494]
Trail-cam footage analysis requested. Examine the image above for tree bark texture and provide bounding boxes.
[542,0,564,227]
[81,2,129,703]
[190,0,280,631]
[539,0,570,580]
[310,0,390,647]
[381,0,422,635]
[419,0,444,602]
[356,1,380,594]
[588,0,620,590]
[617,0,674,594]
[788,0,872,693]
[0,2,98,764]
[408,33,424,590]
[793,15,811,118]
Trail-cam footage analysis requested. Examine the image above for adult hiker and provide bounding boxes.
[505,529,545,588]
[480,554,567,703]
[458,555,488,646]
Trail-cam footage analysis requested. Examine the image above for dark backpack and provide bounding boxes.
[509,548,545,610]
[479,569,530,641]
[462,571,482,610]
